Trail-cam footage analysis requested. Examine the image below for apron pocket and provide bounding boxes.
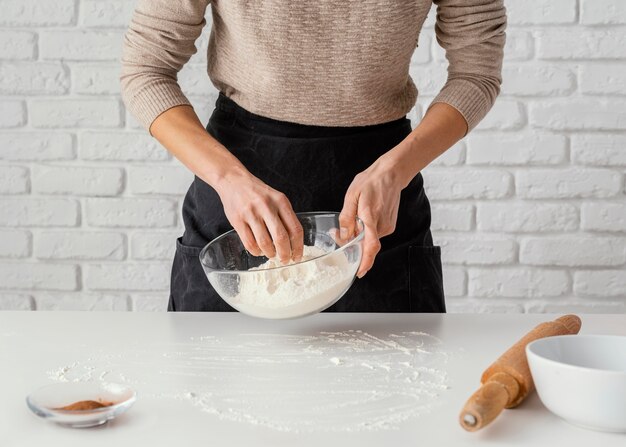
[175,237,204,257]
[408,245,446,313]
[170,237,236,312]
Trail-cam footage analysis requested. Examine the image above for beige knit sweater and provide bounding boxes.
[121,1,506,132]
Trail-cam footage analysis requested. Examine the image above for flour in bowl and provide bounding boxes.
[231,245,355,318]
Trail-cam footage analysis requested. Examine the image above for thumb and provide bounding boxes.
[338,191,358,241]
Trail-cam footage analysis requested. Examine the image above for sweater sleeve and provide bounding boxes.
[429,0,507,133]
[120,0,211,131]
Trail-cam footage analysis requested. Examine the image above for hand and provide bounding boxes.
[215,167,304,263]
[150,102,466,272]
[339,157,407,278]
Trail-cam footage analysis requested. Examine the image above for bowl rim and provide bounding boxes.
[198,211,365,273]
[526,334,626,375]
[26,382,137,415]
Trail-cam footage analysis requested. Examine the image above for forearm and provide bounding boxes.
[150,105,249,193]
[381,102,467,188]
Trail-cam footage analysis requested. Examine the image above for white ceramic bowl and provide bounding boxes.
[526,334,626,433]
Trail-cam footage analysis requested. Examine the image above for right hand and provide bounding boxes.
[216,168,304,263]
[148,105,303,263]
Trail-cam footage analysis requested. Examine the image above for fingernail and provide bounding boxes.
[340,227,349,239]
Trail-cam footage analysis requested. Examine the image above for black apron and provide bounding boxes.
[168,93,445,313]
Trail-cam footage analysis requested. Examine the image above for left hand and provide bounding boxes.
[339,156,409,278]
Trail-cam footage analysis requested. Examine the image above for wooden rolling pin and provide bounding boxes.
[459,314,582,432]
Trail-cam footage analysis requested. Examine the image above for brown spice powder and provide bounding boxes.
[53,399,115,411]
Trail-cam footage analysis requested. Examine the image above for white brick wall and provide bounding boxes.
[0,0,624,313]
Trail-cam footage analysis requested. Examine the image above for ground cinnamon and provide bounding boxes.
[53,399,115,411]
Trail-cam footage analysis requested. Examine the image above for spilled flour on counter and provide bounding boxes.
[46,330,452,433]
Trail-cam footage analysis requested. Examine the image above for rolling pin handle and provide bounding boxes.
[556,314,582,335]
[462,413,477,427]
[459,372,521,432]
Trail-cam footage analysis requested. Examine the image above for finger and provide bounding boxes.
[238,223,262,256]
[339,190,358,240]
[377,199,400,237]
[357,224,381,278]
[277,202,304,262]
[248,217,276,259]
[328,228,349,247]
[377,216,396,238]
[264,209,292,264]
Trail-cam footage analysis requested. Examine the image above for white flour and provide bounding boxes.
[231,245,355,318]
[46,330,452,433]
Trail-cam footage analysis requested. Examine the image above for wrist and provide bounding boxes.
[194,141,251,193]
[211,163,251,196]
[379,140,421,189]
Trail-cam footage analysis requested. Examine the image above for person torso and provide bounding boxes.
[208,0,432,126]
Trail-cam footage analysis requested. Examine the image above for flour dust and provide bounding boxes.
[47,330,451,433]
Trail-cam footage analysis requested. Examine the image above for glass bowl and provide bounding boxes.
[26,382,136,428]
[199,211,364,319]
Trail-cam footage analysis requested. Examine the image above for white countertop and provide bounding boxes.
[0,311,624,446]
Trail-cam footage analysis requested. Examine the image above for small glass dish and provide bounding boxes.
[26,382,136,428]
